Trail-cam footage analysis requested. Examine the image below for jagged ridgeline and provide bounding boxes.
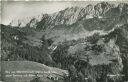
[1,2,128,82]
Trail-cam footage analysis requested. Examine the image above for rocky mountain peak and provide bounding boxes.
[94,2,114,16]
[118,3,128,13]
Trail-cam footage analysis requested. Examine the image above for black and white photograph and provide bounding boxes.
[1,1,128,82]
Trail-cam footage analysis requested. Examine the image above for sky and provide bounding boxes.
[1,1,127,25]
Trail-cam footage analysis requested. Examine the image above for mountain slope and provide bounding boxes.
[1,61,68,82]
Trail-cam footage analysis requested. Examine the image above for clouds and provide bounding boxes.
[1,1,73,25]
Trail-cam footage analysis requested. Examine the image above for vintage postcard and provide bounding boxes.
[1,0,128,82]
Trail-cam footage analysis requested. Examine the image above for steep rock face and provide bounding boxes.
[50,7,83,25]
[94,2,114,16]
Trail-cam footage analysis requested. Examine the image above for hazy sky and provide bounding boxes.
[1,1,127,25]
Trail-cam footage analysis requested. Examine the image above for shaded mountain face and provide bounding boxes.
[1,2,128,82]
[51,24,128,82]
